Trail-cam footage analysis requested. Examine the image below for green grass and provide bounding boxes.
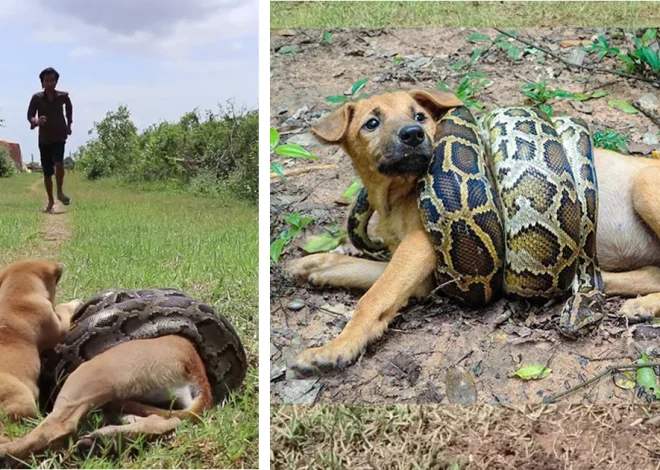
[0,174,43,263]
[0,174,258,468]
[271,1,660,28]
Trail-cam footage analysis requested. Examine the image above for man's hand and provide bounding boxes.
[67,124,72,135]
[36,116,47,126]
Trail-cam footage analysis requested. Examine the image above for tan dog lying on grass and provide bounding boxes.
[0,260,80,422]
[286,89,660,377]
[0,285,246,466]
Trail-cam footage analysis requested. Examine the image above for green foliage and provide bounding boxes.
[622,29,659,75]
[271,212,314,263]
[593,129,630,153]
[468,30,522,60]
[327,78,370,103]
[520,82,577,116]
[76,103,258,202]
[270,128,318,183]
[438,72,489,110]
[0,146,15,178]
[585,30,659,78]
[585,35,621,59]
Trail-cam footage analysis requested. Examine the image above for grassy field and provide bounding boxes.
[0,173,258,469]
[271,404,660,469]
[271,1,660,28]
[0,174,43,258]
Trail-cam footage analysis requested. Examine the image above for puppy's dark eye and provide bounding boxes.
[414,112,426,123]
[364,118,380,131]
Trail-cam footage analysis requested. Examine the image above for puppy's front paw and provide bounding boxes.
[619,297,660,322]
[283,254,342,285]
[289,340,362,378]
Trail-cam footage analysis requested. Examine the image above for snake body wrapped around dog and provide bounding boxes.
[39,288,247,410]
[349,106,605,337]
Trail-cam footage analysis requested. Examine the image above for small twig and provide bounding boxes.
[631,101,660,129]
[456,350,474,366]
[270,164,339,180]
[637,442,660,457]
[535,347,557,380]
[543,363,660,404]
[494,28,660,87]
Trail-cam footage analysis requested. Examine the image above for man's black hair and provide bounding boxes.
[39,67,60,83]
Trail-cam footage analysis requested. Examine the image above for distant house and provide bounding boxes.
[0,139,25,171]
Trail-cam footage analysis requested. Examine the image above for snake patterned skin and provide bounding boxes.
[39,288,247,411]
[349,106,604,338]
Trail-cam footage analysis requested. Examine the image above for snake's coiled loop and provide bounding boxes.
[349,106,605,337]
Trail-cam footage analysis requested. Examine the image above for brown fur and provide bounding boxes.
[286,90,660,377]
[0,335,213,463]
[0,260,77,420]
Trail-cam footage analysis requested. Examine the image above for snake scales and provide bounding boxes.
[349,106,605,337]
[39,288,247,410]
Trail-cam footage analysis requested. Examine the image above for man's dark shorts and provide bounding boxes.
[39,141,65,177]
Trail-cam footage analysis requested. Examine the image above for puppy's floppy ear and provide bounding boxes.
[311,103,355,144]
[408,89,463,120]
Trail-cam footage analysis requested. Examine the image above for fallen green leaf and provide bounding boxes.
[327,95,350,103]
[270,128,280,148]
[270,237,287,264]
[637,351,660,399]
[509,364,551,380]
[608,99,638,114]
[467,33,491,43]
[342,179,363,200]
[270,162,286,181]
[276,144,318,160]
[302,231,347,253]
[351,78,369,96]
[323,31,332,44]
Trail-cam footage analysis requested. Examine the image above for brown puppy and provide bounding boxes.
[286,89,660,377]
[0,335,213,464]
[0,260,78,420]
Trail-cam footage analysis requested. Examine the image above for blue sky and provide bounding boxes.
[0,0,258,164]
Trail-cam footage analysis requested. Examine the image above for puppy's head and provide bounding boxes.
[311,89,462,177]
[0,259,62,304]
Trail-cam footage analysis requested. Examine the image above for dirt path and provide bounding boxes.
[270,28,660,406]
[24,178,72,261]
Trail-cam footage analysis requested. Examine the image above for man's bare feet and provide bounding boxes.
[44,200,54,213]
[57,193,71,205]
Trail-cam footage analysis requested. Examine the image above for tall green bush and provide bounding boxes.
[75,103,258,202]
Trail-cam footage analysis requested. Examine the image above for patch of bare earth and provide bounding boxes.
[270,28,660,405]
[23,178,72,261]
[271,404,660,469]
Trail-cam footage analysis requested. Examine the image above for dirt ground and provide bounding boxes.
[271,404,660,469]
[270,28,660,406]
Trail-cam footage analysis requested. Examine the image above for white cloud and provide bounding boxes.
[1,0,257,58]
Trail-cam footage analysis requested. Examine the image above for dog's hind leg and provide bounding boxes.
[286,253,434,297]
[0,335,210,463]
[291,230,437,377]
[602,167,660,321]
[73,415,182,456]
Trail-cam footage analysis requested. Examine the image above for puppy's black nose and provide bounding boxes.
[398,125,425,147]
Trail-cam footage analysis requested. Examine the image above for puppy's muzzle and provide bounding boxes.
[377,125,432,176]
[398,125,425,148]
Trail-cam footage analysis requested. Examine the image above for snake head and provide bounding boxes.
[559,291,605,339]
[311,89,462,178]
